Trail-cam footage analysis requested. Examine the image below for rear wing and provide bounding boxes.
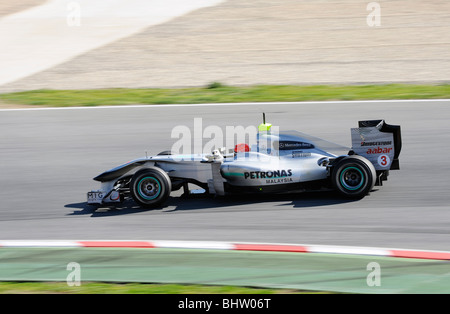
[351,120,402,171]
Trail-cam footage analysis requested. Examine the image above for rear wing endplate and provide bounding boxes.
[351,120,402,171]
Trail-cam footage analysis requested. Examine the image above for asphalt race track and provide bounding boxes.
[0,99,449,251]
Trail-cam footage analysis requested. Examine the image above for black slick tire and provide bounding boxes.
[130,167,171,208]
[331,155,376,199]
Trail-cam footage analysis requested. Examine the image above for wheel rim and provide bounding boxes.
[340,167,364,191]
[137,176,161,200]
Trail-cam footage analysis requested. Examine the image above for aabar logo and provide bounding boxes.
[366,147,392,154]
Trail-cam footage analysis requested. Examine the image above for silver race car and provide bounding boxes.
[87,116,401,208]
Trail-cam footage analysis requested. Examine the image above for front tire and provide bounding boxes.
[331,156,376,199]
[130,167,171,208]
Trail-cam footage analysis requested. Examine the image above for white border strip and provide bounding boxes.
[307,245,390,257]
[0,240,81,247]
[152,240,234,250]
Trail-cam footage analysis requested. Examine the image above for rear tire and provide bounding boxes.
[331,156,376,199]
[130,167,171,208]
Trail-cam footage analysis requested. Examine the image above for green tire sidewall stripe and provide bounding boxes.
[137,176,162,200]
[339,166,364,191]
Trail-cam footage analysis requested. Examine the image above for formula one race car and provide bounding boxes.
[87,116,401,208]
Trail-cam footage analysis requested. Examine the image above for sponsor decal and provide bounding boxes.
[361,141,392,146]
[276,141,314,150]
[244,169,293,179]
[292,151,311,158]
[366,147,392,154]
[266,177,293,184]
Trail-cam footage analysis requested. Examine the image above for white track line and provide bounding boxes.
[0,0,224,87]
[1,99,449,112]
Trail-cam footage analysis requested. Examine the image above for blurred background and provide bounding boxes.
[0,0,448,93]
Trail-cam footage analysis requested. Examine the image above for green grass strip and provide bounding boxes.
[0,83,448,107]
[0,281,319,294]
